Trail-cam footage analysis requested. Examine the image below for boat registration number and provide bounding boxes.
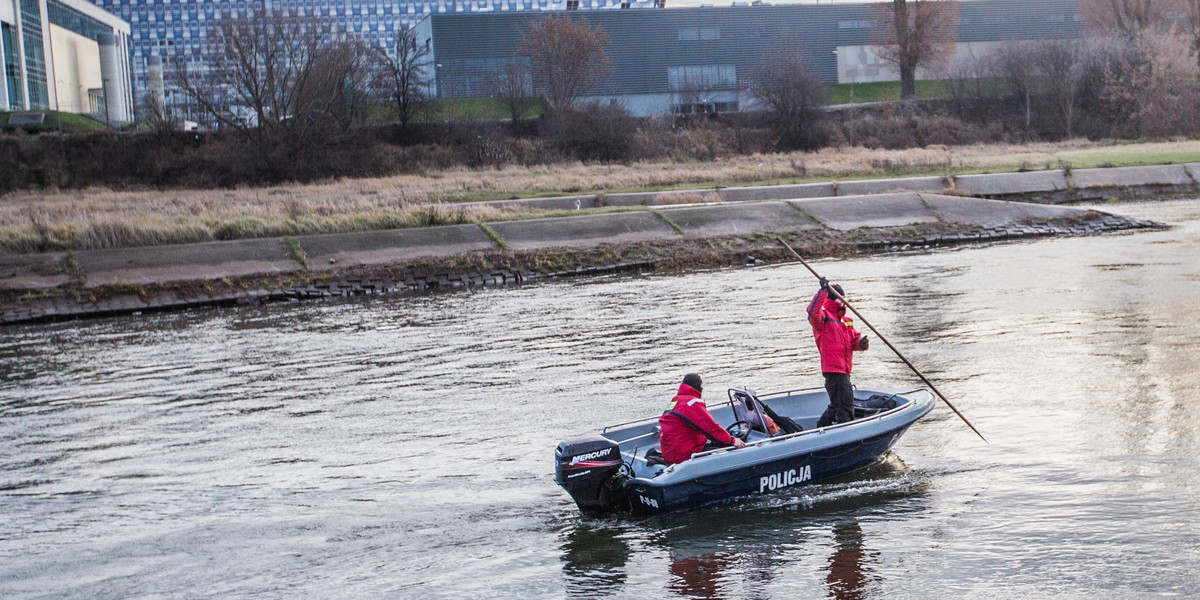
[760,465,812,493]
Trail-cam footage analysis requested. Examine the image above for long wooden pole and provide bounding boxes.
[777,237,989,444]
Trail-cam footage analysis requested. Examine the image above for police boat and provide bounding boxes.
[554,386,935,516]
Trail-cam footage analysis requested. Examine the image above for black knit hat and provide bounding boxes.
[828,283,845,300]
[682,373,703,392]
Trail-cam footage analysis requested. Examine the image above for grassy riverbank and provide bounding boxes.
[3,138,1199,255]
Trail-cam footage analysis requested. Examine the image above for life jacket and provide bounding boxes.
[807,290,864,375]
[658,383,734,464]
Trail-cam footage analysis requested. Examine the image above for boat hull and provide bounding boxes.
[556,387,935,516]
[624,422,915,516]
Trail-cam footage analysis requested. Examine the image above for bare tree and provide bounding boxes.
[372,27,432,129]
[487,59,536,124]
[172,10,371,175]
[1179,0,1200,73]
[747,45,827,150]
[991,42,1038,134]
[139,90,179,134]
[944,53,993,123]
[1034,39,1085,137]
[872,0,959,100]
[519,15,613,115]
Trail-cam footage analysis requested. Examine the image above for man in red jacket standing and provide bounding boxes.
[808,278,870,428]
[659,374,746,464]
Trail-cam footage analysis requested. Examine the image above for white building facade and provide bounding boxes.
[1,0,132,121]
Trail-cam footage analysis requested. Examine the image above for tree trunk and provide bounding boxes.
[894,0,915,100]
[900,65,916,100]
[1025,89,1031,131]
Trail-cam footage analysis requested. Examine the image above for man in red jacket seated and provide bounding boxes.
[659,373,746,464]
[808,278,870,428]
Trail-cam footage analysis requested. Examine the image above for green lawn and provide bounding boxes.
[0,110,108,132]
[826,80,952,104]
[426,97,546,121]
[363,98,547,123]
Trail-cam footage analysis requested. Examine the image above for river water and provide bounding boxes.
[2,199,1198,599]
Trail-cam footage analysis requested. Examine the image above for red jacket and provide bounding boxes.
[659,383,734,464]
[807,290,866,375]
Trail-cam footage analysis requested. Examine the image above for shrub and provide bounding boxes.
[544,102,635,163]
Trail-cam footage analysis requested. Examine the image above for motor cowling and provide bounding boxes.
[555,435,626,513]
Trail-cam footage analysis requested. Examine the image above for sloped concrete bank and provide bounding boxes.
[479,163,1200,210]
[0,190,1165,326]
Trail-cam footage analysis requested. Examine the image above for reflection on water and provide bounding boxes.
[562,525,629,598]
[2,200,1199,599]
[826,521,869,600]
[559,456,931,599]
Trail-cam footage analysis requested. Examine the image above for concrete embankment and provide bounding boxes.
[0,164,1178,326]
[479,163,1200,210]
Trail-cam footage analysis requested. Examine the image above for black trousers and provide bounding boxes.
[817,372,854,427]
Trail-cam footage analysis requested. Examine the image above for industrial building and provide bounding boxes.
[85,0,648,114]
[2,0,132,120]
[423,0,1085,115]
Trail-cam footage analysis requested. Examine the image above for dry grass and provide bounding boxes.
[4,138,1198,254]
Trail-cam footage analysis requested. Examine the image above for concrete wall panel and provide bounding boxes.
[954,170,1069,196]
[719,183,836,202]
[836,177,947,196]
[484,195,599,211]
[661,201,820,237]
[75,239,296,287]
[1071,165,1193,189]
[792,193,938,230]
[607,192,669,207]
[298,224,494,270]
[921,194,1082,228]
[486,211,678,251]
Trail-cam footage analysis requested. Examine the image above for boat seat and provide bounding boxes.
[645,447,671,467]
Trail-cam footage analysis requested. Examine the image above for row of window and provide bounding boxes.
[2,24,23,108]
[671,100,737,114]
[48,0,113,40]
[667,64,736,91]
[19,0,49,109]
[96,0,626,107]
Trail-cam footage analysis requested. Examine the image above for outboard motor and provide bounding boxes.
[554,435,627,513]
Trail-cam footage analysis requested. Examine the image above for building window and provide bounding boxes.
[3,24,23,109]
[566,0,579,8]
[19,0,49,109]
[678,27,719,40]
[668,64,737,91]
[671,100,737,114]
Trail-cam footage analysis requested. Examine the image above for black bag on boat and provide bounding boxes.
[853,394,898,418]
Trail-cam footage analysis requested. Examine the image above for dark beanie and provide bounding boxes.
[682,373,703,392]
[829,283,845,299]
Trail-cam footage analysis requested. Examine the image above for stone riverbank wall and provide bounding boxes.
[1,163,1181,326]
